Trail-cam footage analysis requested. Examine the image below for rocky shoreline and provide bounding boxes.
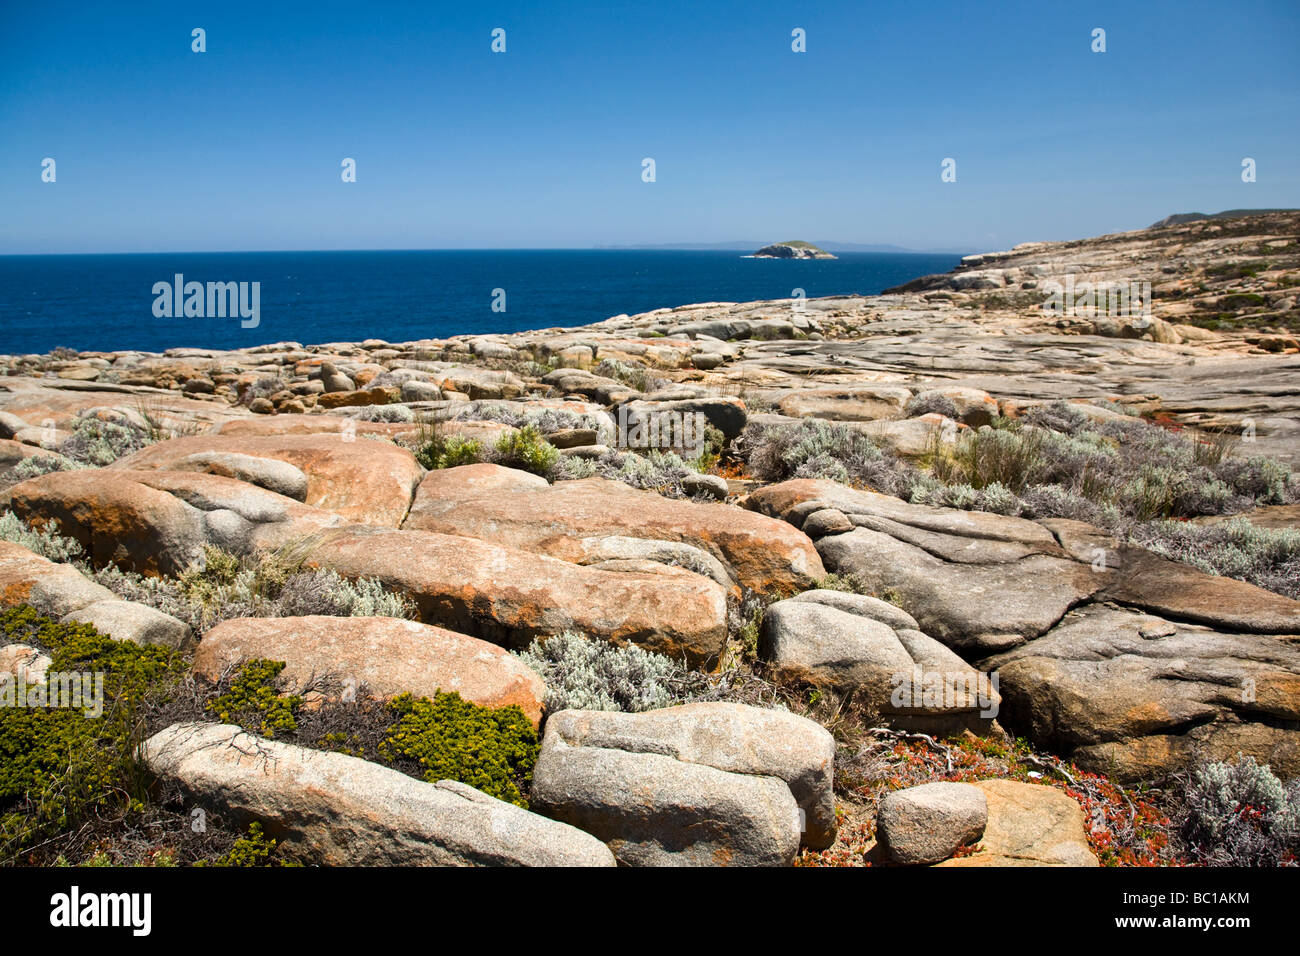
[2,210,1298,866]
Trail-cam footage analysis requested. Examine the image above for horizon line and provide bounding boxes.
[0,245,977,258]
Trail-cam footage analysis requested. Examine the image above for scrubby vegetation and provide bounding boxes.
[592,357,668,394]
[492,424,560,475]
[207,659,303,738]
[449,401,605,435]
[1130,518,1300,600]
[904,392,958,419]
[0,603,553,861]
[742,403,1300,597]
[551,447,710,498]
[0,606,187,865]
[352,403,415,423]
[0,512,85,562]
[379,692,538,807]
[413,417,560,477]
[58,415,152,466]
[0,515,417,632]
[92,543,417,632]
[412,418,484,470]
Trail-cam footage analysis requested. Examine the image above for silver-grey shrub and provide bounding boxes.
[352,403,415,423]
[1129,517,1300,599]
[0,511,85,562]
[1179,755,1300,867]
[515,631,706,713]
[59,415,151,466]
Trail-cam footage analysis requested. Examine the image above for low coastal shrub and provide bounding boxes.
[58,415,151,466]
[237,375,287,406]
[743,403,1299,597]
[353,403,415,423]
[904,392,958,419]
[549,448,713,498]
[747,418,885,485]
[3,453,84,482]
[206,659,302,738]
[1129,518,1300,599]
[593,357,667,393]
[491,424,558,475]
[0,512,84,562]
[1178,755,1299,866]
[412,417,484,470]
[379,691,538,807]
[92,544,416,633]
[0,606,187,864]
[516,631,705,713]
[450,401,604,435]
[207,822,289,867]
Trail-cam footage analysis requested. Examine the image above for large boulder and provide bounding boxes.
[983,603,1300,782]
[0,541,117,617]
[748,480,1300,780]
[62,599,193,650]
[762,591,1000,733]
[530,705,824,865]
[303,526,729,667]
[1,470,345,576]
[404,464,823,595]
[775,385,911,422]
[616,397,748,442]
[936,780,1098,867]
[0,541,193,647]
[115,432,423,528]
[142,722,615,866]
[1044,518,1300,635]
[194,616,547,726]
[748,480,1300,652]
[534,703,836,848]
[876,782,988,865]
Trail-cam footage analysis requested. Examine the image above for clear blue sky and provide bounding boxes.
[1,0,1297,253]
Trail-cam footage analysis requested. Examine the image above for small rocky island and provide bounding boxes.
[752,240,836,259]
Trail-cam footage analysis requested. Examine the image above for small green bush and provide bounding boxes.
[207,659,301,738]
[210,823,284,867]
[0,606,186,863]
[492,424,559,476]
[413,418,484,470]
[379,691,538,807]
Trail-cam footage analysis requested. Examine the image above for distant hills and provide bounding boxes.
[1149,209,1300,228]
[594,240,973,254]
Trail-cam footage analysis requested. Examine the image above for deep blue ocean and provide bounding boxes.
[0,250,961,355]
